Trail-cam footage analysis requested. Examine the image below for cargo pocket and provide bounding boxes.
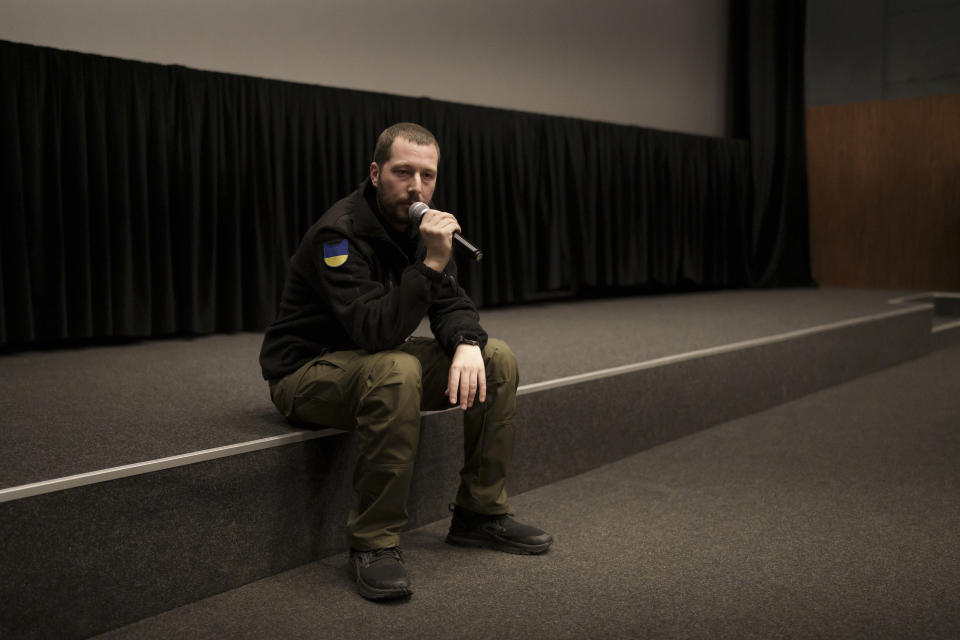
[287,351,356,429]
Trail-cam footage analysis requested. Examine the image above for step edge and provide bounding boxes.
[518,304,931,393]
[0,430,341,503]
[0,303,933,504]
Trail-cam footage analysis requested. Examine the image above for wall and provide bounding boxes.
[806,0,960,105]
[0,0,728,137]
[805,0,960,290]
[806,94,960,290]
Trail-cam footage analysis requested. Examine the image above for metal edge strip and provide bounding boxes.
[516,304,931,394]
[0,429,342,503]
[933,318,960,333]
[888,291,960,305]
[888,293,932,305]
[0,303,933,503]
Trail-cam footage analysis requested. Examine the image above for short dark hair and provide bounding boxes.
[373,122,440,167]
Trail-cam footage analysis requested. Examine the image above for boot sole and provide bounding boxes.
[357,581,413,601]
[348,565,413,601]
[445,532,552,555]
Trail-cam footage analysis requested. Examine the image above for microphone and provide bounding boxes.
[408,201,483,262]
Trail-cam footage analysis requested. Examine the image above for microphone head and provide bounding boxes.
[408,201,429,225]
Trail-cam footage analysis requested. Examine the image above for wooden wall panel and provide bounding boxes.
[806,94,960,290]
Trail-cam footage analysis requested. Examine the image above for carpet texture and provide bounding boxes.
[95,343,960,639]
[0,288,921,487]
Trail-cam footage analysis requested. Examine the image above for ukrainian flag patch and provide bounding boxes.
[323,239,349,268]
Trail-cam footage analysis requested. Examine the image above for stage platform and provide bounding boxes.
[3,286,957,490]
[2,287,959,638]
[94,343,960,640]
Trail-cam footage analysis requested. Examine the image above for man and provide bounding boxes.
[259,122,552,601]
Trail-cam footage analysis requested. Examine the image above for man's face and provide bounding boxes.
[370,137,439,231]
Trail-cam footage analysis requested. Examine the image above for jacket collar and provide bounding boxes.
[352,178,420,260]
[350,178,390,240]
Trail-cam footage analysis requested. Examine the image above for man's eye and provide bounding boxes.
[423,173,435,181]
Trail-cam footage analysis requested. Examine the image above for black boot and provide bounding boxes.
[446,504,553,555]
[349,547,412,601]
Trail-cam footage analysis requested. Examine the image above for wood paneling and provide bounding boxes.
[806,94,960,290]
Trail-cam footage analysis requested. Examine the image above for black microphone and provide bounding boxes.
[408,202,483,262]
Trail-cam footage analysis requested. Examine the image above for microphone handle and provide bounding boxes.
[409,202,482,261]
[453,232,483,262]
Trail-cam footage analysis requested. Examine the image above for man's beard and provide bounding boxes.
[375,183,411,229]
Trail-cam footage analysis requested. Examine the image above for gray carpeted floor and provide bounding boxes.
[0,288,924,487]
[95,343,960,640]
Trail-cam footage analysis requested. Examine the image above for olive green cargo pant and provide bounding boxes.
[268,337,518,551]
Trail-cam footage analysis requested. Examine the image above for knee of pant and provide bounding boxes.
[483,338,518,385]
[366,350,422,390]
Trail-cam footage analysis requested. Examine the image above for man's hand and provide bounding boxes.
[447,343,486,410]
[419,208,460,273]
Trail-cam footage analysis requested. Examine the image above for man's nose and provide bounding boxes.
[409,173,422,194]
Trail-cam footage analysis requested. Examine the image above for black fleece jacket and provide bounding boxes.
[259,179,487,381]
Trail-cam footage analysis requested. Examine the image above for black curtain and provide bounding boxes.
[1,28,805,347]
[728,0,813,287]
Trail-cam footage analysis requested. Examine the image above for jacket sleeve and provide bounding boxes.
[427,258,489,358]
[312,232,443,353]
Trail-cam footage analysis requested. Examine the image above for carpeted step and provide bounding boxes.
[91,343,960,640]
[0,292,946,639]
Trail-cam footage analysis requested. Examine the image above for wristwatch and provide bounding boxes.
[457,334,480,347]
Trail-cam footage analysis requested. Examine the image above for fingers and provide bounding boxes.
[421,209,461,236]
[446,346,486,410]
[448,368,479,410]
[421,210,460,273]
[459,369,475,411]
[447,367,460,406]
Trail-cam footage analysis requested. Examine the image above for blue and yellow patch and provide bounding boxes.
[323,239,349,268]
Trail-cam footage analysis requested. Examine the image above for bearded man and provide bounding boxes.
[259,122,552,601]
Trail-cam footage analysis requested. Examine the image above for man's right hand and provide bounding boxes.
[418,207,460,273]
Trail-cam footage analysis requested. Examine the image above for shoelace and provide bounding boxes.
[363,546,403,566]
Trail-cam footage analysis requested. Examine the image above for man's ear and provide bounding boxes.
[369,162,379,187]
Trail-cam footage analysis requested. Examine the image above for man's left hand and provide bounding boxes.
[447,344,486,410]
